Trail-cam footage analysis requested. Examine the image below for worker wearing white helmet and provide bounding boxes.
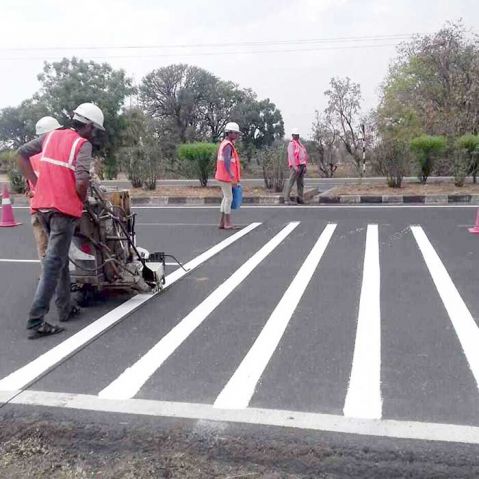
[27,116,63,262]
[284,127,309,205]
[17,102,105,339]
[35,116,62,136]
[214,122,242,229]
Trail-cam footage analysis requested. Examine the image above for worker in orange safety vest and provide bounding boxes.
[17,103,105,339]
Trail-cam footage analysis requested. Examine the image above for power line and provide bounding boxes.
[0,42,406,62]
[0,33,421,52]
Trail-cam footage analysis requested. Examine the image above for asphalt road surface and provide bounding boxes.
[1,204,479,477]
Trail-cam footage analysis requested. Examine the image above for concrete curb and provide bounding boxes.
[6,188,318,207]
[318,194,479,205]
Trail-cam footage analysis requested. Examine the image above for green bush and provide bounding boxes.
[8,169,26,194]
[456,134,479,183]
[410,135,446,184]
[177,142,217,187]
[373,138,411,188]
[258,143,286,193]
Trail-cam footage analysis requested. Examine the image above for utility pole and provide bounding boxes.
[361,123,366,176]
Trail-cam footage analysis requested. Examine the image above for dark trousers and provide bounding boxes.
[28,211,76,329]
[284,164,306,202]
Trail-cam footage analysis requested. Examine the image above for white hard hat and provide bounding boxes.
[291,128,300,135]
[35,116,62,135]
[73,103,105,131]
[225,122,241,133]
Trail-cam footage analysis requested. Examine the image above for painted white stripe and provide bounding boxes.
[10,389,479,445]
[0,223,261,392]
[343,224,382,419]
[411,226,479,390]
[98,222,300,400]
[214,223,337,409]
[0,259,40,263]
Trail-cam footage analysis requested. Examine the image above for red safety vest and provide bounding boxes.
[31,129,88,218]
[215,139,241,183]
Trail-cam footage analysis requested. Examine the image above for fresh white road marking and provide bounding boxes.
[10,389,479,445]
[0,259,40,263]
[343,224,382,419]
[0,223,261,393]
[411,225,479,390]
[98,222,300,400]
[214,223,337,409]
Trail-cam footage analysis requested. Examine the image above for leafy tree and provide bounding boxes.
[234,90,284,163]
[140,65,284,164]
[177,142,217,187]
[323,77,366,176]
[0,99,50,149]
[311,112,339,177]
[410,135,446,183]
[118,108,164,190]
[36,57,135,178]
[379,22,479,138]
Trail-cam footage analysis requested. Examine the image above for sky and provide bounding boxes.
[0,0,477,138]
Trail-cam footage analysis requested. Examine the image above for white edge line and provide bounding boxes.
[98,222,300,400]
[411,226,479,390]
[12,205,479,210]
[214,223,337,409]
[343,224,382,419]
[8,390,479,445]
[0,222,261,392]
[0,259,40,263]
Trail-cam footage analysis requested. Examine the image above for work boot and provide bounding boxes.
[296,196,305,205]
[28,321,64,340]
[218,213,225,229]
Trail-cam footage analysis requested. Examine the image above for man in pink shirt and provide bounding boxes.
[284,128,308,205]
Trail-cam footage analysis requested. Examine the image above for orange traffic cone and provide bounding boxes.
[0,184,21,227]
[469,209,479,234]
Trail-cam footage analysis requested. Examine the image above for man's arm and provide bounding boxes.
[223,144,235,181]
[75,142,93,202]
[16,137,44,186]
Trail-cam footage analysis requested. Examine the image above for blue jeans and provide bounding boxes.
[28,211,77,329]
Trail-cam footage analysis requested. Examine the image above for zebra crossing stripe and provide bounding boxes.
[214,223,337,409]
[343,224,382,419]
[411,226,479,390]
[0,222,261,393]
[98,222,301,401]
[11,389,479,445]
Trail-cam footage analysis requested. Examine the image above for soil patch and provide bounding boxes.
[127,185,281,198]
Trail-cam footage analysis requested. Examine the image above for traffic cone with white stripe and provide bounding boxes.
[0,184,21,227]
[469,209,479,234]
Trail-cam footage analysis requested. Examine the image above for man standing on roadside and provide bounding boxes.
[17,103,105,339]
[215,121,241,230]
[284,128,308,205]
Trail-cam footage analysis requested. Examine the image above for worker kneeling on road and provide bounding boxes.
[28,116,63,262]
[215,121,241,230]
[17,103,105,339]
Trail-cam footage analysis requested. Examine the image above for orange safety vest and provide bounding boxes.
[215,139,241,183]
[31,129,88,218]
